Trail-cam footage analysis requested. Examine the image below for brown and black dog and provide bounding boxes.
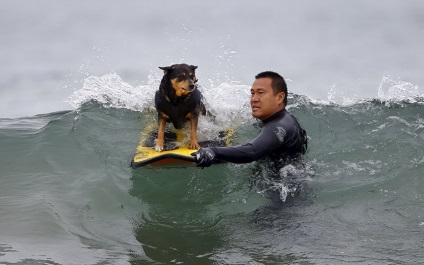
[154,63,205,152]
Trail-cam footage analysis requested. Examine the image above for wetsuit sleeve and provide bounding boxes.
[210,125,282,163]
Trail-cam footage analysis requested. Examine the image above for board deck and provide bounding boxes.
[131,124,235,168]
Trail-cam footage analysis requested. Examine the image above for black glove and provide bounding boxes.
[191,147,216,167]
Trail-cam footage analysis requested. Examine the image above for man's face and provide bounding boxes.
[250,77,285,120]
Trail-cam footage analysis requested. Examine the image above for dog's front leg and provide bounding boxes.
[188,114,201,150]
[155,116,167,152]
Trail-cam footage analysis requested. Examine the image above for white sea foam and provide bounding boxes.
[377,76,423,104]
[68,72,156,112]
[68,73,255,132]
[305,76,423,107]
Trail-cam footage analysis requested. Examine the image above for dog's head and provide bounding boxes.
[159,64,198,96]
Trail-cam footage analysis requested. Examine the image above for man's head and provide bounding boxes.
[250,71,287,120]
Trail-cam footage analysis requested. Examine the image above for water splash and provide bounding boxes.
[68,72,155,112]
[253,160,315,202]
[377,76,423,105]
[68,73,255,131]
[201,82,253,125]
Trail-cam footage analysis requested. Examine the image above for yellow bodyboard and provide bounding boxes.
[131,124,235,168]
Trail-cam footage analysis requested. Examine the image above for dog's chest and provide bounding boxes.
[163,92,191,105]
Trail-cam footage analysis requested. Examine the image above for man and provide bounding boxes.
[191,71,308,167]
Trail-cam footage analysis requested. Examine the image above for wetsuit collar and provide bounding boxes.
[261,108,286,124]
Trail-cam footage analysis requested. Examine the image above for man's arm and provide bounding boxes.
[211,125,282,163]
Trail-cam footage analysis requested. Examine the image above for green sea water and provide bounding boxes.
[1,74,424,264]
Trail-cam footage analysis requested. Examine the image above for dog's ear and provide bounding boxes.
[189,65,198,70]
[159,66,172,74]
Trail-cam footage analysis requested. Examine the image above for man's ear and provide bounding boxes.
[278,92,285,104]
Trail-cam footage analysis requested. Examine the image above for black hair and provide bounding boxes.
[255,71,288,105]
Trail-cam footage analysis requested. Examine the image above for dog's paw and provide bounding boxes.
[189,141,201,150]
[154,139,164,152]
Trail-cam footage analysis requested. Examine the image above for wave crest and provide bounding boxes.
[68,73,256,129]
[68,72,156,111]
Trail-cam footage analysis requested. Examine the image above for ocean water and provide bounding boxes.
[1,73,423,264]
[1,1,424,264]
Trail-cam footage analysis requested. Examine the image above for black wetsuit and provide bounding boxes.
[210,109,307,163]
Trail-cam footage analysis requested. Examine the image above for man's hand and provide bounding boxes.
[191,147,216,167]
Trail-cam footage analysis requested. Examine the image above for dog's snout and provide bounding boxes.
[186,78,196,91]
[188,83,195,92]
